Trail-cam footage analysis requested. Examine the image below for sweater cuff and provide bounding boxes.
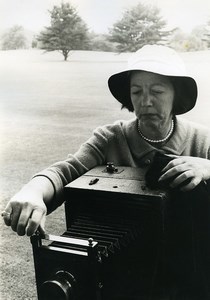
[32,170,65,213]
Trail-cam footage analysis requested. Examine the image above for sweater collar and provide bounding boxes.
[125,117,188,158]
[161,117,188,155]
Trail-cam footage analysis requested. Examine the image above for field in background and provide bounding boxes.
[0,49,210,299]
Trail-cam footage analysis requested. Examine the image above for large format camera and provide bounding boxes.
[31,164,210,300]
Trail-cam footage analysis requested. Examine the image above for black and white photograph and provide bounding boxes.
[1,0,210,299]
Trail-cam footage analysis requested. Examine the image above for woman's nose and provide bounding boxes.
[141,93,152,106]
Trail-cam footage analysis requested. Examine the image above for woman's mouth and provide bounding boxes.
[140,113,158,119]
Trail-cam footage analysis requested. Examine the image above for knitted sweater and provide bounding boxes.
[34,117,210,206]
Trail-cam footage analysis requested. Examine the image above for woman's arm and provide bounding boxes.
[2,125,109,236]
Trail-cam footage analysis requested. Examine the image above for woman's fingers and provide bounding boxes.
[180,177,202,192]
[159,162,191,182]
[3,201,23,232]
[16,204,34,236]
[10,204,22,232]
[161,157,184,173]
[169,170,202,189]
[159,156,207,191]
[1,203,13,226]
[2,202,45,236]
[2,193,47,236]
[26,209,46,236]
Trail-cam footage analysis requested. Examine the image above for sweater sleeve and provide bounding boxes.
[33,125,110,208]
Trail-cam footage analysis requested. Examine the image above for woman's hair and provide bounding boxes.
[122,71,183,115]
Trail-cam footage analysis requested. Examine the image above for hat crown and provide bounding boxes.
[127,45,187,76]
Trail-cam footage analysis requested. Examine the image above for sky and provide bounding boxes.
[0,0,210,34]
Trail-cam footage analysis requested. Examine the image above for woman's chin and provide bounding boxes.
[139,118,160,129]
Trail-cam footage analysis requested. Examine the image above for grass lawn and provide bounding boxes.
[0,49,210,299]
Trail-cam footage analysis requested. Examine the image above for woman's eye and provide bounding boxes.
[131,90,142,95]
[152,90,163,94]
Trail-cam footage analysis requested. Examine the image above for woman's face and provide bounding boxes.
[130,71,175,131]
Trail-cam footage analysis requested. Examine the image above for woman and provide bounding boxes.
[2,44,210,236]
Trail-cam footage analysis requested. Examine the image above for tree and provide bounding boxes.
[88,32,117,52]
[108,3,171,52]
[31,36,38,48]
[169,27,207,52]
[202,20,210,48]
[1,25,27,50]
[37,2,90,60]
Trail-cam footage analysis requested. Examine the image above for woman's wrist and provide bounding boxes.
[24,176,55,206]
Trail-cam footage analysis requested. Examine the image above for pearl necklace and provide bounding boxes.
[137,119,174,144]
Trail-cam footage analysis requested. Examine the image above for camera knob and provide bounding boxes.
[40,270,76,300]
[106,162,118,173]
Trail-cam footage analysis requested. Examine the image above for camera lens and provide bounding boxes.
[40,270,76,300]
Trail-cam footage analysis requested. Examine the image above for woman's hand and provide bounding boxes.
[2,176,55,236]
[2,184,47,236]
[159,156,210,191]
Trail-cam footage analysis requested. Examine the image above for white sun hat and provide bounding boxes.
[108,45,197,115]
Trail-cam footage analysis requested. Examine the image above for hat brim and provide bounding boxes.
[108,70,197,115]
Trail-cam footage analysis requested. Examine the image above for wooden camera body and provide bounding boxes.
[31,165,210,300]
